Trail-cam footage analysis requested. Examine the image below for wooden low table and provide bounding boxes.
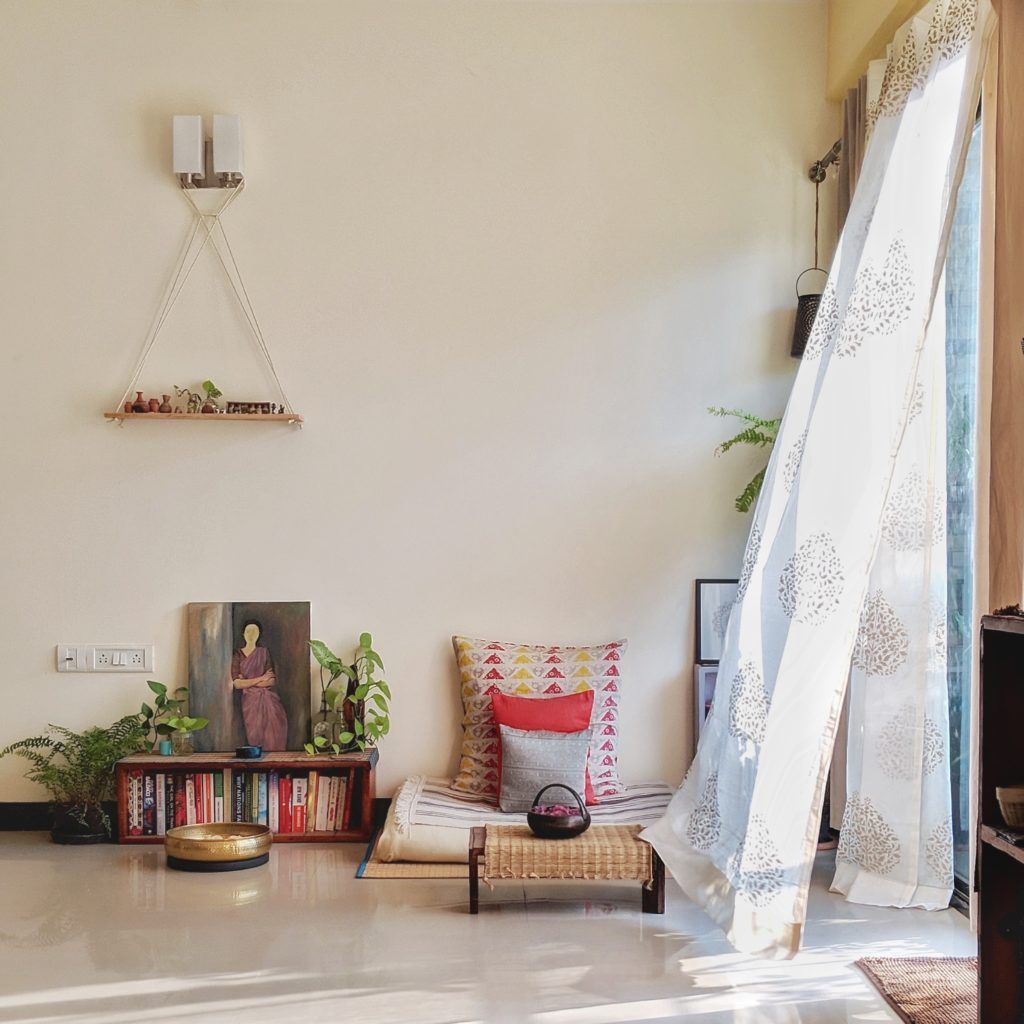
[468,823,664,914]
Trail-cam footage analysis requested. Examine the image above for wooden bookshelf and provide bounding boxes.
[978,616,1024,1022]
[115,749,377,844]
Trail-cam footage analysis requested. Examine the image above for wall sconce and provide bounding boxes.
[172,114,244,189]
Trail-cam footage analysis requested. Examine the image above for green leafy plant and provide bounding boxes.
[138,680,191,750]
[305,633,391,754]
[164,715,209,734]
[709,406,782,513]
[0,715,146,837]
[202,379,222,400]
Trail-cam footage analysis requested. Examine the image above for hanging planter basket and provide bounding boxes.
[791,267,828,358]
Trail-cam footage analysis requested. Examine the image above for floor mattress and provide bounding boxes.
[375,775,674,863]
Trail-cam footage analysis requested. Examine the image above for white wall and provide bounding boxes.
[0,0,835,801]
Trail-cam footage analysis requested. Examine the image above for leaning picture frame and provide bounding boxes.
[694,663,719,739]
[695,578,739,664]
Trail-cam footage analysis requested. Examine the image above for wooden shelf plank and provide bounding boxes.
[980,824,1024,866]
[105,412,303,423]
[981,614,1024,636]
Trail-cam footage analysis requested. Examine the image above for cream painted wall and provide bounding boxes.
[0,1,835,801]
[827,0,927,98]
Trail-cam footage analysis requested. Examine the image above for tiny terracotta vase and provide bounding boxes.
[123,402,133,414]
[132,391,148,413]
[148,398,160,412]
[158,395,172,413]
[201,402,216,414]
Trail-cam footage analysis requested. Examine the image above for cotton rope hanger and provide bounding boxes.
[113,178,298,421]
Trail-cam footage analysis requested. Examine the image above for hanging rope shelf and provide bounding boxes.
[107,169,302,427]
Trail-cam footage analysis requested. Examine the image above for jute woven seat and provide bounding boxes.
[468,823,664,914]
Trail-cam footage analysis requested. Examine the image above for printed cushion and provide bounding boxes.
[490,690,597,805]
[497,725,590,813]
[452,635,626,800]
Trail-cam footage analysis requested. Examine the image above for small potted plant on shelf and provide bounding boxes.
[305,632,390,755]
[0,715,146,843]
[163,715,210,755]
[138,680,191,753]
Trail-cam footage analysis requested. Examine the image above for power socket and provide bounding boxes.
[56,644,155,672]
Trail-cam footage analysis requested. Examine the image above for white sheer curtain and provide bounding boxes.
[642,0,993,959]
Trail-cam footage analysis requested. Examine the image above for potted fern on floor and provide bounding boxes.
[0,715,146,843]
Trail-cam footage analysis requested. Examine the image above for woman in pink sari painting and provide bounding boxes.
[230,620,288,750]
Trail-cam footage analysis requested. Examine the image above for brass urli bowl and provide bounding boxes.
[164,823,272,872]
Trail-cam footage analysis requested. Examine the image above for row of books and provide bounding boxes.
[125,769,358,837]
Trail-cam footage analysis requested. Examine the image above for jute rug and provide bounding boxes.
[855,956,977,1024]
[356,828,468,879]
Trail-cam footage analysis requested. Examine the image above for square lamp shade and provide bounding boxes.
[172,115,204,176]
[213,114,244,175]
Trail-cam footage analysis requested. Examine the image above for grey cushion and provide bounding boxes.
[497,725,590,813]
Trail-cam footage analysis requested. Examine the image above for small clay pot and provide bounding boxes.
[132,391,148,413]
[201,402,216,414]
[148,398,160,412]
[124,402,133,414]
[158,395,172,413]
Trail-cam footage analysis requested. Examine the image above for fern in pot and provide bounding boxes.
[0,715,146,843]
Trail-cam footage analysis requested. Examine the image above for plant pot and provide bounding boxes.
[51,803,110,845]
[171,731,194,755]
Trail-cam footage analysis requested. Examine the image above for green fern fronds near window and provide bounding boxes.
[708,406,782,513]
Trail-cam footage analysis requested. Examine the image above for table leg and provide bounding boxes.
[643,847,665,914]
[469,827,485,914]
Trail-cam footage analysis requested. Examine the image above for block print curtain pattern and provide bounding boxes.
[641,0,992,958]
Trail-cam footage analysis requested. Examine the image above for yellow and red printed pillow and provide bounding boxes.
[451,635,626,801]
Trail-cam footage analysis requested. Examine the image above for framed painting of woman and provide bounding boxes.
[188,601,311,752]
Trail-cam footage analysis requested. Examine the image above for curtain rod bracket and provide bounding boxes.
[809,140,842,183]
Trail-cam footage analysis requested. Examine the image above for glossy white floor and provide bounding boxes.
[0,833,973,1024]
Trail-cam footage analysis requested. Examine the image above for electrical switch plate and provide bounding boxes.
[56,644,154,672]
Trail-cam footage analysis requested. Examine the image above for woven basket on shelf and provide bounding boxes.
[996,786,1024,828]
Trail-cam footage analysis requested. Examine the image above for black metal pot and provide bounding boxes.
[527,784,591,840]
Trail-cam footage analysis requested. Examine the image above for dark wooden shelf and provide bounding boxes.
[978,620,1024,1022]
[980,824,1024,866]
[115,750,376,844]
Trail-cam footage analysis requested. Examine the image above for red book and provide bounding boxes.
[204,774,214,823]
[341,769,354,830]
[174,776,187,826]
[278,775,292,834]
[195,773,204,822]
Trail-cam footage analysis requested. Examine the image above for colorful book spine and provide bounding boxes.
[269,771,279,833]
[292,776,307,833]
[185,775,197,826]
[142,774,156,836]
[213,771,224,823]
[337,772,349,832]
[204,773,214,823]
[249,773,258,823]
[341,769,354,831]
[174,775,187,827]
[223,769,232,821]
[325,775,339,832]
[257,773,268,826]
[155,773,166,836]
[305,771,318,833]
[314,776,330,832]
[234,772,245,822]
[278,775,292,834]
[127,769,143,836]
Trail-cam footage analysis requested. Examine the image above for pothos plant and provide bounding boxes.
[138,681,208,749]
[709,406,782,513]
[306,633,391,754]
